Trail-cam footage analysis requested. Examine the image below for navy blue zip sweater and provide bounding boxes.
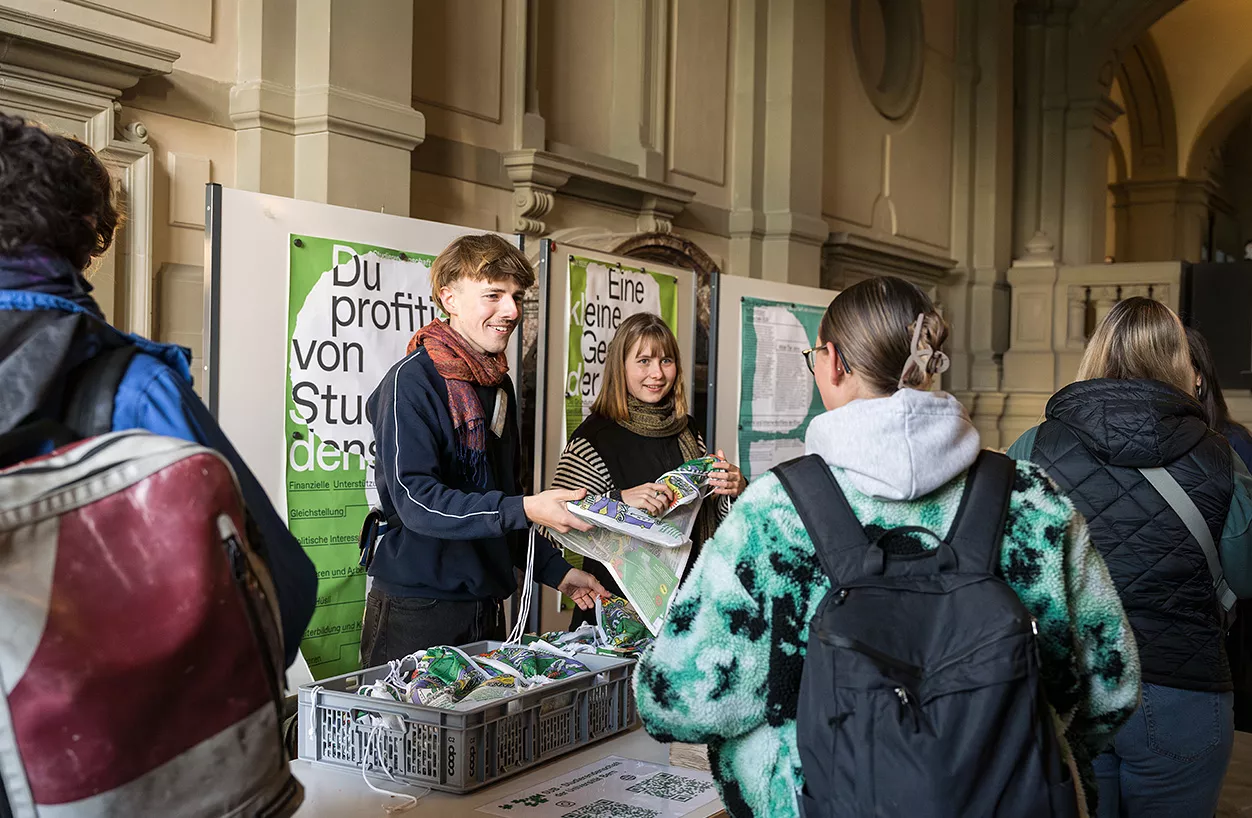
[366,346,571,599]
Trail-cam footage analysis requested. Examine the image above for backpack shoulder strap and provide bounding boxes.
[1139,466,1237,615]
[945,449,1015,574]
[771,454,869,586]
[63,345,139,439]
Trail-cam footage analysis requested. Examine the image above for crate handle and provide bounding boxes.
[353,708,407,734]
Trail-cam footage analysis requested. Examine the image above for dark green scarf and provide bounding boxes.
[622,395,719,547]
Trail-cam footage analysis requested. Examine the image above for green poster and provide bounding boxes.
[610,548,681,633]
[286,235,440,678]
[564,255,679,439]
[737,297,827,481]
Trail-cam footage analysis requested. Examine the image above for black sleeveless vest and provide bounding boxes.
[1030,379,1234,691]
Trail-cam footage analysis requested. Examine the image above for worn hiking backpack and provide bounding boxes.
[0,347,301,817]
[774,450,1079,818]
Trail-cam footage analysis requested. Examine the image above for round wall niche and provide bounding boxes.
[851,0,924,122]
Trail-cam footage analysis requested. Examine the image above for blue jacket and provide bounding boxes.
[0,290,316,667]
[366,346,572,599]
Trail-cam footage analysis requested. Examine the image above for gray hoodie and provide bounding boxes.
[804,388,983,501]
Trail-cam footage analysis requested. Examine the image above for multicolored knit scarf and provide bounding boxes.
[620,395,719,547]
[407,320,508,483]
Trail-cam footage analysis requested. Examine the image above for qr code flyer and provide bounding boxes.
[475,756,719,818]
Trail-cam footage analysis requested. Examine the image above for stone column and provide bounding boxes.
[1013,5,1123,267]
[1000,232,1062,444]
[608,0,667,180]
[1113,178,1214,262]
[1013,4,1072,261]
[947,0,1015,446]
[727,0,767,280]
[512,0,546,151]
[759,0,828,285]
[727,0,827,284]
[292,0,425,215]
[232,0,297,196]
[234,0,425,214]
[1059,93,1122,265]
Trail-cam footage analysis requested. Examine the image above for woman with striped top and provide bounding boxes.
[552,312,747,628]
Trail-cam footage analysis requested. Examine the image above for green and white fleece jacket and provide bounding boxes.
[634,389,1141,818]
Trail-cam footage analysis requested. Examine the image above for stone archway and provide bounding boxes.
[612,233,721,277]
[1117,36,1179,181]
[612,232,722,439]
[1187,87,1252,180]
[1107,31,1208,262]
[1013,0,1186,264]
[1187,91,1252,260]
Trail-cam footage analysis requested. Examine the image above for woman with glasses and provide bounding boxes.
[1008,299,1252,818]
[550,311,746,628]
[635,275,1138,818]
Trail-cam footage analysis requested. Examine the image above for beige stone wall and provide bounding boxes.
[0,0,239,366]
[13,0,1252,442]
[409,0,739,270]
[0,0,994,415]
[4,0,237,81]
[822,0,957,265]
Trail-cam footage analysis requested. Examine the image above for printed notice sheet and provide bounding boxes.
[737,297,827,481]
[476,756,719,818]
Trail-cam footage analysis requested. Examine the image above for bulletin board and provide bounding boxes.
[203,184,522,680]
[532,240,699,623]
[712,275,839,482]
[533,240,699,490]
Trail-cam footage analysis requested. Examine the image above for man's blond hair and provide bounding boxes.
[430,234,535,313]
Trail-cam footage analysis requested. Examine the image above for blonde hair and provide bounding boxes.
[1076,297,1194,395]
[592,312,688,423]
[429,234,535,312]
[819,276,948,395]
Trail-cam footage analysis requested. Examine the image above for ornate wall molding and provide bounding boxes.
[100,108,156,335]
[229,80,297,133]
[58,0,212,42]
[0,7,177,96]
[502,149,694,236]
[0,9,174,338]
[293,85,426,152]
[822,231,957,290]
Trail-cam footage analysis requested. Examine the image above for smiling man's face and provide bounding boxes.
[440,277,524,355]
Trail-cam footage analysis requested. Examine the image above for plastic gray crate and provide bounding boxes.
[297,641,637,794]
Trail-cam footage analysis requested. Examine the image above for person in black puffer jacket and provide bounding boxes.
[1188,327,1252,732]
[1008,297,1252,818]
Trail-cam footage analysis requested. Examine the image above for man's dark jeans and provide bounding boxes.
[359,588,505,667]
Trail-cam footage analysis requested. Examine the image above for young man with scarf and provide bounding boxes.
[361,234,604,664]
[0,113,316,668]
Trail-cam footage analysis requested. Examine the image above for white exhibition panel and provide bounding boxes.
[713,275,838,474]
[537,242,698,492]
[535,242,697,629]
[206,185,522,515]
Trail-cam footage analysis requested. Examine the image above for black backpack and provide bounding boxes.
[773,450,1080,818]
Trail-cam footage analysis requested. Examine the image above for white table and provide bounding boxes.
[292,727,727,817]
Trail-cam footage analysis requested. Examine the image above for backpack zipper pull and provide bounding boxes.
[895,686,921,732]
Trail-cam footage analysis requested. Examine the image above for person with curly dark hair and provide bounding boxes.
[0,111,316,667]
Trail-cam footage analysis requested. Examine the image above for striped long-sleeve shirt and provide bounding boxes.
[551,432,733,523]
